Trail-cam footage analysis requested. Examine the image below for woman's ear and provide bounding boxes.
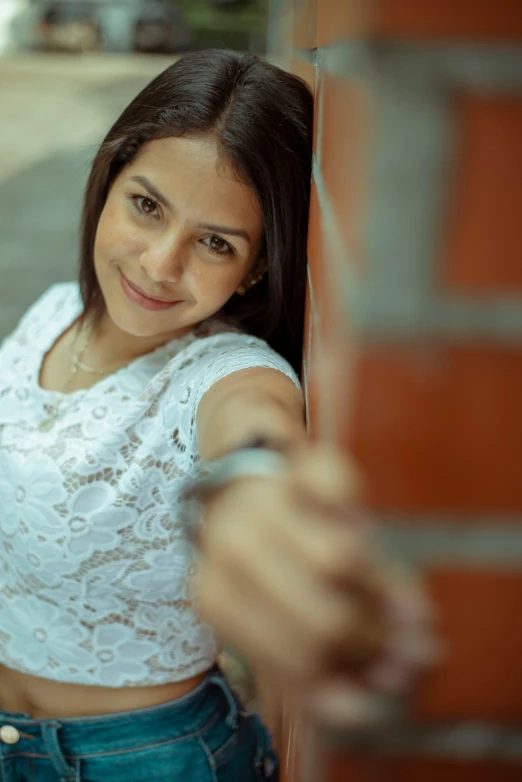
[236,259,268,296]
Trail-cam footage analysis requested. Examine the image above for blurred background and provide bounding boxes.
[2,2,522,780]
[0,0,269,56]
[0,0,270,339]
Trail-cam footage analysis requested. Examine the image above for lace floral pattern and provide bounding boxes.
[0,283,301,687]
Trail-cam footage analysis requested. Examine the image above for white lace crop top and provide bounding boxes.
[0,283,301,687]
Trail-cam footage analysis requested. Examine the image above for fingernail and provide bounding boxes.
[308,684,385,729]
[384,591,436,626]
[365,659,411,693]
[387,632,444,666]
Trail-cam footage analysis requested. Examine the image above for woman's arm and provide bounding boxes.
[196,367,309,736]
[196,366,307,461]
[194,367,436,729]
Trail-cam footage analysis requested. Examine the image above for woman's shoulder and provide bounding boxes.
[187,317,280,359]
[32,281,80,315]
[179,317,302,400]
[162,319,302,461]
[13,281,80,338]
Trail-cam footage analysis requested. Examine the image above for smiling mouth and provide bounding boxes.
[119,271,183,311]
[123,274,179,303]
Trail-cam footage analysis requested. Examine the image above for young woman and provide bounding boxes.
[0,50,432,782]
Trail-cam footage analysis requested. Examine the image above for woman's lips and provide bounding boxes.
[120,272,182,312]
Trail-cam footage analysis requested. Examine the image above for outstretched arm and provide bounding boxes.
[195,366,436,729]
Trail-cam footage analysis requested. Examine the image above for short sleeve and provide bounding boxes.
[163,330,302,468]
[192,333,301,411]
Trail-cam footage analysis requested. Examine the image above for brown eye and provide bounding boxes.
[131,195,160,219]
[140,197,157,215]
[203,235,234,257]
[209,236,227,252]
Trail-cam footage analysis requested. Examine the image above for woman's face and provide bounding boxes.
[93,135,264,342]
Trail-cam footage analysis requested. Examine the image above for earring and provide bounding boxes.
[236,271,265,296]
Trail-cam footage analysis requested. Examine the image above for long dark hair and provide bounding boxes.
[79,50,313,375]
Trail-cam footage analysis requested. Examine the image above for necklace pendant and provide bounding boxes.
[39,411,58,432]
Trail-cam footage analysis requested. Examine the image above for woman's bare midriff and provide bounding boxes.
[0,663,209,720]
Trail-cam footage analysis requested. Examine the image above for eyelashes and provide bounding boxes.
[201,235,235,257]
[128,194,236,258]
[130,194,160,220]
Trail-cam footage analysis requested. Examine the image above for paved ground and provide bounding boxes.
[0,53,175,339]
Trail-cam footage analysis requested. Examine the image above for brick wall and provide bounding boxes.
[268,1,522,779]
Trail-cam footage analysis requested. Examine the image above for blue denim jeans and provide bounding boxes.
[0,667,278,782]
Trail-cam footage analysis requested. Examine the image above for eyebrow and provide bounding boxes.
[198,223,251,243]
[131,175,173,211]
[130,175,251,243]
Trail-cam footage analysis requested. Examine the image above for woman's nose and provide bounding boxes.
[139,234,187,283]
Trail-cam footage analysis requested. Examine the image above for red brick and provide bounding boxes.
[321,73,372,269]
[303,276,312,375]
[349,345,522,514]
[443,97,522,294]
[305,371,322,441]
[306,179,360,443]
[315,0,374,47]
[415,570,522,721]
[376,0,522,41]
[292,0,315,49]
[306,179,324,307]
[306,178,346,346]
[305,179,326,441]
[311,65,320,159]
[307,176,345,340]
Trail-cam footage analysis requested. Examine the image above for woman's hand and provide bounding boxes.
[194,442,437,726]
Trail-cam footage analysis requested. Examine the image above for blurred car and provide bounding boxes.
[37,0,191,54]
[133,0,191,54]
[39,1,102,53]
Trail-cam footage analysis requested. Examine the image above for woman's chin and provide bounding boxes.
[105,307,196,344]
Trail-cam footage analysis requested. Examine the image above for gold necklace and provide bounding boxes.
[39,323,102,432]
[71,352,106,376]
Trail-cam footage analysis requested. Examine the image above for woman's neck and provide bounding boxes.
[80,312,192,372]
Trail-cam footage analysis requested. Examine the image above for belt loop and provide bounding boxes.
[40,721,77,781]
[208,672,239,729]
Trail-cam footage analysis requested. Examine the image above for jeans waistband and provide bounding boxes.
[0,665,238,767]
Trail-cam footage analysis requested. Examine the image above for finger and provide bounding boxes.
[304,678,398,729]
[246,534,389,670]
[204,519,385,677]
[382,627,444,670]
[381,564,438,627]
[202,478,390,667]
[203,473,373,591]
[195,556,339,684]
[363,657,415,694]
[269,505,377,590]
[286,444,364,514]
